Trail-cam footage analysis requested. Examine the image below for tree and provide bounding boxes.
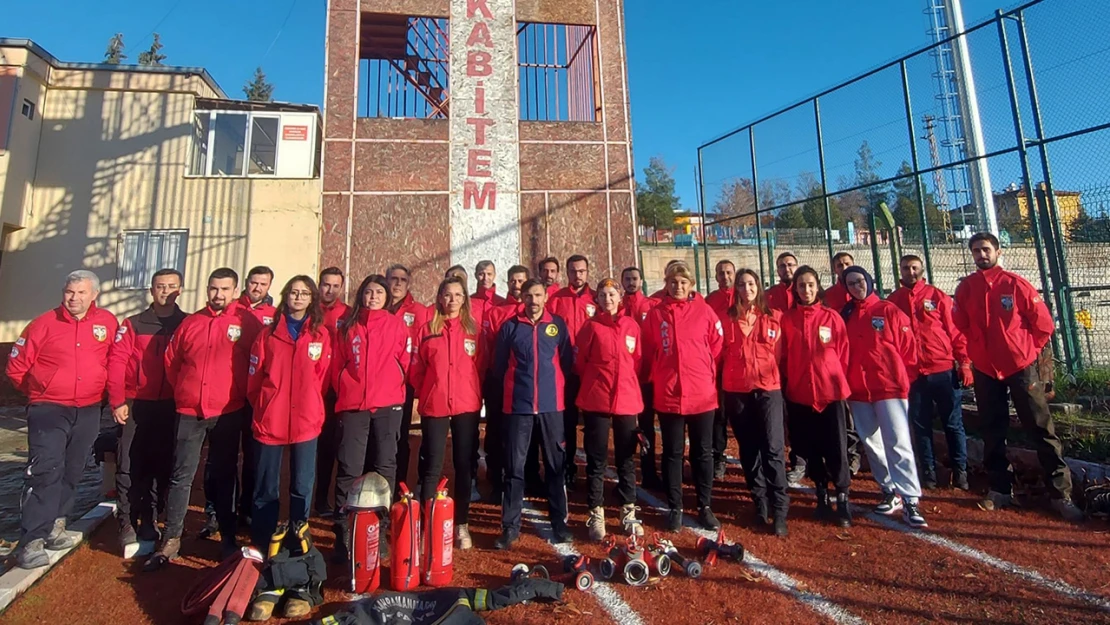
[891,162,945,241]
[853,140,890,212]
[138,34,167,66]
[775,204,807,229]
[1068,205,1110,243]
[104,33,126,64]
[796,172,846,231]
[635,156,679,230]
[243,67,275,102]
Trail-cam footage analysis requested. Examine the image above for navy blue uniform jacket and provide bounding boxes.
[493,311,573,415]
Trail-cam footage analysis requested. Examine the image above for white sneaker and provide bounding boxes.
[455,523,473,550]
[587,507,606,541]
[902,500,928,528]
[620,503,644,537]
[874,492,903,516]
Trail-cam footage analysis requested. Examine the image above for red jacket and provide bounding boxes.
[823,281,851,314]
[888,281,969,377]
[781,304,850,411]
[409,317,486,417]
[649,288,668,301]
[240,294,277,327]
[7,304,119,407]
[705,288,735,324]
[574,312,644,416]
[843,294,917,402]
[619,291,657,323]
[472,285,507,307]
[765,283,795,313]
[108,305,188,407]
[641,296,724,415]
[547,286,597,347]
[165,301,263,419]
[953,264,1054,380]
[248,317,332,445]
[721,309,783,393]
[322,300,350,337]
[334,308,412,412]
[484,296,522,351]
[546,284,561,299]
[391,294,429,341]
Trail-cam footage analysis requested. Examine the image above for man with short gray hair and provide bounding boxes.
[7,270,119,569]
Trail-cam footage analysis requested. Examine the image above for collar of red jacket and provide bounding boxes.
[475,285,498,298]
[54,301,102,323]
[977,264,1006,283]
[504,294,521,305]
[271,313,320,342]
[515,308,553,325]
[902,278,927,296]
[593,310,621,326]
[138,304,185,324]
[849,292,882,313]
[562,284,593,299]
[323,299,348,312]
[358,307,390,324]
[202,299,243,317]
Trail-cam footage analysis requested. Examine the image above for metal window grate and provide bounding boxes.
[116,230,188,290]
[518,23,598,122]
[358,15,450,119]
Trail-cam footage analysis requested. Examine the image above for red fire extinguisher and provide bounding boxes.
[390,482,421,591]
[423,476,454,587]
[348,508,380,594]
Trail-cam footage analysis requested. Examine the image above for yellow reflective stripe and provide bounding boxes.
[474,588,489,611]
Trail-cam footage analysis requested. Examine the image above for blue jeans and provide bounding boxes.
[252,437,317,548]
[908,371,967,474]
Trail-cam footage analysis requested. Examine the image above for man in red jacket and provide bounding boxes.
[108,268,188,557]
[538,257,562,298]
[483,265,530,502]
[888,255,971,491]
[146,268,264,569]
[620,267,663,490]
[314,266,349,517]
[823,252,854,314]
[473,260,508,306]
[765,252,797,313]
[546,255,596,488]
[953,233,1081,521]
[7,270,119,569]
[705,260,736,480]
[386,263,428,495]
[240,266,277,326]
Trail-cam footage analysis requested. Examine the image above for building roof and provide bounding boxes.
[0,37,227,98]
[195,97,319,115]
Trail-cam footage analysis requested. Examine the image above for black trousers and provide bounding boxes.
[334,406,403,512]
[395,386,416,497]
[502,412,567,533]
[789,401,850,493]
[563,376,582,479]
[418,412,480,524]
[116,399,175,528]
[974,364,1072,499]
[846,408,861,467]
[202,406,254,519]
[482,380,505,495]
[165,410,244,542]
[725,391,789,516]
[638,384,658,479]
[313,391,339,513]
[21,403,100,543]
[658,411,714,511]
[713,376,728,465]
[583,412,638,509]
[785,402,806,471]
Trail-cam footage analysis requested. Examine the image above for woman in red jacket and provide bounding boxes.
[575,278,644,541]
[721,269,789,537]
[781,266,852,527]
[409,276,485,550]
[642,264,724,532]
[247,275,332,549]
[841,266,927,528]
[331,274,411,557]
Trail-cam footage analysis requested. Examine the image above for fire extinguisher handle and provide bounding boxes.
[436,476,449,493]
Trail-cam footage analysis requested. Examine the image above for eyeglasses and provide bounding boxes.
[289,291,313,300]
[846,279,867,288]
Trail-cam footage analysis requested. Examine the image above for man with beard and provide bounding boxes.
[314,267,349,517]
[386,264,428,496]
[765,252,798,312]
[705,260,736,480]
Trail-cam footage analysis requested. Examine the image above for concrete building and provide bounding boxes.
[321,0,638,302]
[994,182,1082,239]
[0,39,322,343]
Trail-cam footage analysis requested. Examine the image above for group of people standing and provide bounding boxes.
[6,231,1083,570]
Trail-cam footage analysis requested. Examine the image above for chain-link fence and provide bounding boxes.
[689,0,1110,373]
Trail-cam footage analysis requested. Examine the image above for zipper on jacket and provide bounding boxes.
[532,322,540,414]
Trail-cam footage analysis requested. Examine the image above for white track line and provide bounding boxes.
[856,503,1110,613]
[519,501,646,625]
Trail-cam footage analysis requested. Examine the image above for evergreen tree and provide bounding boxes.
[891,162,944,242]
[635,156,680,231]
[243,67,275,102]
[104,33,126,64]
[138,34,167,66]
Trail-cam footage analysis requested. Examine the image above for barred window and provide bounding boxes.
[116,230,187,290]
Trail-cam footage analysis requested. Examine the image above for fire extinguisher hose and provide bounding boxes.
[181,551,243,616]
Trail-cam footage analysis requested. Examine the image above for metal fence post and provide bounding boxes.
[696,152,711,294]
[997,9,1065,368]
[750,128,767,284]
[868,207,884,294]
[1014,9,1082,372]
[814,98,836,282]
[900,60,935,284]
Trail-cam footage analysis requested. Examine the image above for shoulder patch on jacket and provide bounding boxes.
[818,326,832,344]
[308,342,323,361]
[403,312,415,327]
[923,299,936,312]
[93,325,108,342]
[625,335,636,353]
[464,338,477,356]
[871,317,885,332]
[228,325,242,342]
[1001,294,1014,311]
[545,324,559,337]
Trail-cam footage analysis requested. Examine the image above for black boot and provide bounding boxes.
[331,522,349,564]
[814,487,834,522]
[836,492,852,528]
[754,497,770,526]
[772,515,789,537]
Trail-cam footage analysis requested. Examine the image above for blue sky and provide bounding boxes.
[8,0,1091,210]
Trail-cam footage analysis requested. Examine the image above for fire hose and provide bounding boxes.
[511,560,594,591]
[180,547,264,625]
[651,535,703,579]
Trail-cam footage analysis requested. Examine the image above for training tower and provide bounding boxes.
[321,0,637,301]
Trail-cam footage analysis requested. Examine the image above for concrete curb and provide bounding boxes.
[0,501,116,615]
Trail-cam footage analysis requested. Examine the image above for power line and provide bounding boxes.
[259,0,301,66]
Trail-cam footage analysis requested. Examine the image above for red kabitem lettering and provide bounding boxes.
[467,51,492,77]
[467,118,494,145]
[466,22,494,48]
[463,181,497,211]
[467,149,492,177]
[467,0,493,19]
